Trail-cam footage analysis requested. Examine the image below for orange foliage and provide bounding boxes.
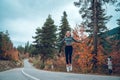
[0,34,19,61]
[72,27,106,73]
[53,56,66,71]
[4,48,19,61]
[11,48,19,61]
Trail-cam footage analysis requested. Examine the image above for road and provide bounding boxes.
[0,59,120,80]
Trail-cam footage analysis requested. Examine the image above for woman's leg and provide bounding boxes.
[65,46,70,72]
[65,46,69,64]
[69,46,73,64]
[68,46,73,71]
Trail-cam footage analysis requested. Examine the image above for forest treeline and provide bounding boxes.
[0,31,19,61]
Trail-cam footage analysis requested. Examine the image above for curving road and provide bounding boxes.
[0,59,120,80]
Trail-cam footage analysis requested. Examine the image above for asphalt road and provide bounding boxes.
[0,59,120,80]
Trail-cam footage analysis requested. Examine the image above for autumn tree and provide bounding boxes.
[73,27,106,73]
[0,31,12,59]
[0,30,19,61]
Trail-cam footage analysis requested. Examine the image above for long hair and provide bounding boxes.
[65,31,71,37]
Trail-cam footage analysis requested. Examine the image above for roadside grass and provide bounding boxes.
[28,57,120,76]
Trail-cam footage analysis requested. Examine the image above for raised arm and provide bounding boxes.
[57,38,65,53]
[58,38,65,44]
[72,37,82,43]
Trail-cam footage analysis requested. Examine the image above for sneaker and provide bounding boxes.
[69,65,72,71]
[66,66,69,72]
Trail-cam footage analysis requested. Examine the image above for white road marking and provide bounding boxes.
[22,68,40,80]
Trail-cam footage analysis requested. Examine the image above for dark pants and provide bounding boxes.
[109,69,112,75]
[65,46,73,64]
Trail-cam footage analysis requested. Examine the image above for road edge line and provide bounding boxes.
[22,68,40,80]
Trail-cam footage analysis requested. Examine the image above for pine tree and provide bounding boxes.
[89,2,112,34]
[28,44,37,57]
[75,1,112,34]
[24,41,29,54]
[59,11,71,41]
[33,15,57,64]
[41,15,57,60]
[17,45,25,54]
[58,11,71,53]
[32,27,42,55]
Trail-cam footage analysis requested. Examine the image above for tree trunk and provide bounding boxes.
[92,0,98,72]
[93,0,98,56]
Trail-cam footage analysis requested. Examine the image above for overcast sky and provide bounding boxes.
[0,0,119,47]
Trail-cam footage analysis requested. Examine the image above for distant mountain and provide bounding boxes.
[101,27,120,40]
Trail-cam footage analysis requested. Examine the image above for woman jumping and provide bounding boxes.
[59,31,82,72]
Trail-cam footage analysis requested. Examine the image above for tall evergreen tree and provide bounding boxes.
[32,27,42,55]
[24,41,29,54]
[17,45,25,54]
[33,15,57,64]
[28,44,37,57]
[89,2,112,34]
[59,11,71,41]
[75,1,112,34]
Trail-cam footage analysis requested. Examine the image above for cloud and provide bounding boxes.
[106,5,119,29]
[51,1,82,28]
[2,18,43,43]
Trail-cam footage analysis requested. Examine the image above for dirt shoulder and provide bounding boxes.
[0,60,23,72]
